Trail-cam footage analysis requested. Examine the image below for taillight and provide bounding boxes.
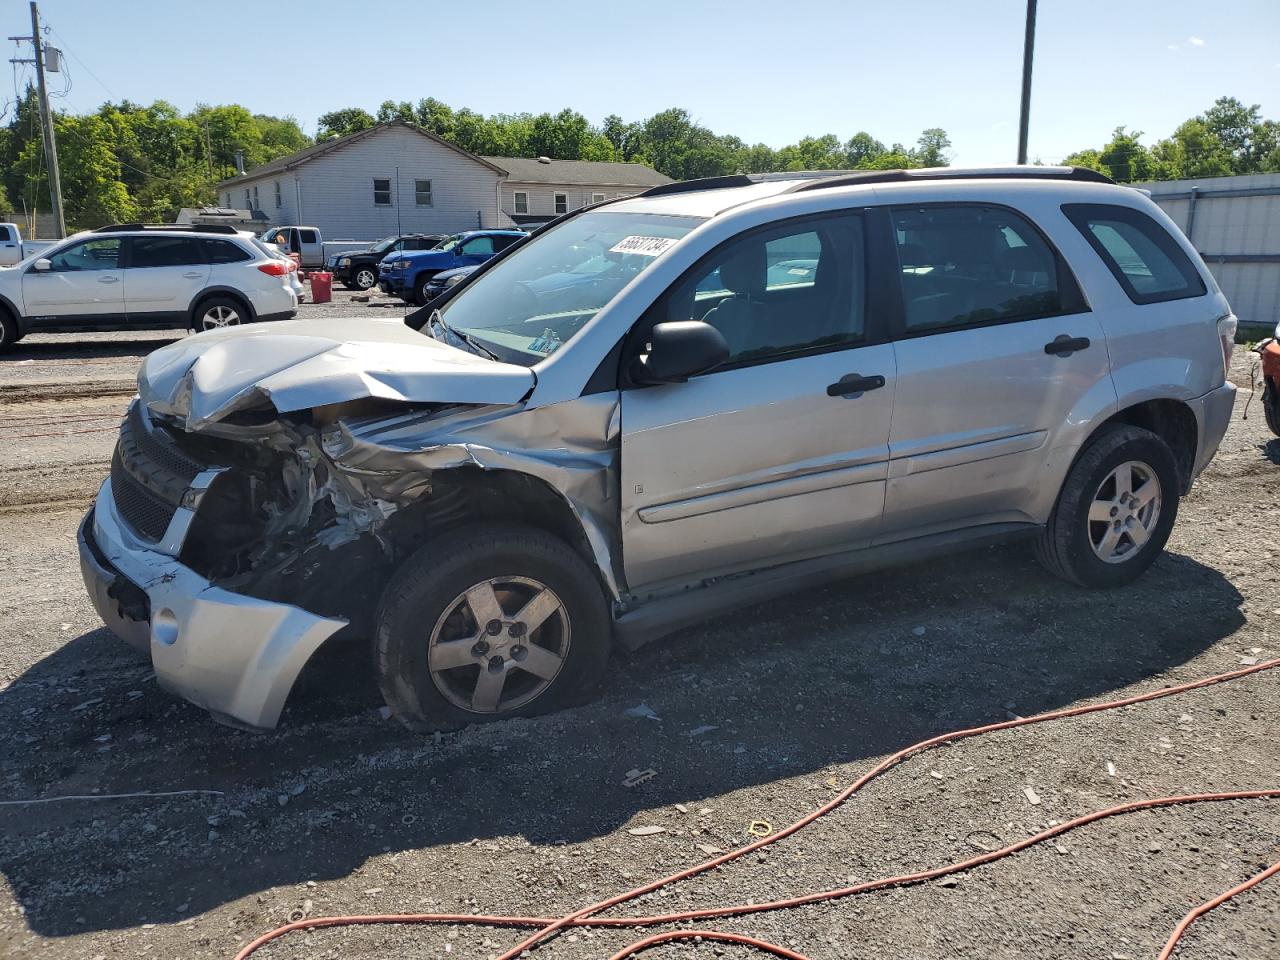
[1217,313,1237,380]
[257,261,290,276]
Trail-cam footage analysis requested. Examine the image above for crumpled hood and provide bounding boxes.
[138,317,534,429]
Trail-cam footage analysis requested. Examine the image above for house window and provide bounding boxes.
[252,185,259,210]
[274,181,282,208]
[224,192,231,207]
[373,178,392,206]
[244,189,250,208]
[414,179,433,206]
[554,193,568,214]
[513,191,528,215]
[591,192,606,204]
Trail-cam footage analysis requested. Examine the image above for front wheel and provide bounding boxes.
[1035,424,1179,588]
[414,273,438,306]
[353,267,378,290]
[374,524,611,732]
[0,311,17,354]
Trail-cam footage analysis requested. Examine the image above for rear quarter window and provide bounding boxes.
[1062,203,1206,305]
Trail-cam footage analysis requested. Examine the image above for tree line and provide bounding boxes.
[0,90,1275,232]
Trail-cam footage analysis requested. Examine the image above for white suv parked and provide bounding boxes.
[0,223,299,352]
[78,167,1237,731]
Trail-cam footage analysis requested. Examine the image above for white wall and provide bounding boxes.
[224,126,503,240]
[1136,172,1280,330]
[501,182,641,222]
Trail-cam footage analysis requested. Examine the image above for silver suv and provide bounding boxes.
[78,167,1237,731]
[0,223,299,352]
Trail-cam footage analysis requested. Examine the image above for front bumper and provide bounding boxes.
[78,479,346,729]
[1186,380,1237,482]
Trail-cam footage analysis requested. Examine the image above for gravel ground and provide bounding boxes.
[0,320,1276,960]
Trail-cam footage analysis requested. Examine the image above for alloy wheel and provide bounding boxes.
[355,268,376,289]
[1087,460,1162,564]
[201,305,241,330]
[427,576,571,714]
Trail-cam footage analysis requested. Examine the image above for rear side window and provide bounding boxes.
[1062,203,1205,305]
[128,236,205,268]
[299,229,319,244]
[891,205,1070,333]
[203,239,252,264]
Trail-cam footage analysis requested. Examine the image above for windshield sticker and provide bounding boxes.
[609,235,679,257]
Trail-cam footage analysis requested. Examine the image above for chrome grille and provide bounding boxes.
[109,404,206,543]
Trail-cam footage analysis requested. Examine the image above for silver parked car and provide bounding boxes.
[79,167,1237,731]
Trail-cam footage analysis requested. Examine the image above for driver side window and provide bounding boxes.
[659,214,865,368]
[46,238,121,272]
[461,236,494,255]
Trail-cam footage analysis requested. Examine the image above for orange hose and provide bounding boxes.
[1156,858,1280,960]
[233,657,1280,960]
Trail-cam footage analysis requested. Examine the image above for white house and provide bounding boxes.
[215,120,671,240]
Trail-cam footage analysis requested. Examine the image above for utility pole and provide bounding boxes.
[1016,0,1037,165]
[8,3,66,237]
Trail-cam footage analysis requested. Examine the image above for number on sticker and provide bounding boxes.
[609,235,678,257]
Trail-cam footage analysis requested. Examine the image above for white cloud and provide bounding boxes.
[1188,35,1205,46]
[1167,43,1180,51]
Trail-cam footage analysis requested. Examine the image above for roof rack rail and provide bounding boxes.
[92,222,241,234]
[639,174,755,198]
[783,165,1115,193]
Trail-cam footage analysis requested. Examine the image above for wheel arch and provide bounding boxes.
[380,466,621,605]
[1086,398,1199,495]
[189,286,257,327]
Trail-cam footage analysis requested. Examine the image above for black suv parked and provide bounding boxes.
[328,234,445,290]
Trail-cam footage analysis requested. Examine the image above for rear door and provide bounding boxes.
[879,203,1111,541]
[124,235,210,322]
[21,236,124,320]
[0,225,18,266]
[620,211,897,590]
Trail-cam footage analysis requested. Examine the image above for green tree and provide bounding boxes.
[845,132,886,167]
[1151,119,1232,179]
[316,107,375,140]
[914,128,952,167]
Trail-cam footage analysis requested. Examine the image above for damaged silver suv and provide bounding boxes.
[79,167,1238,731]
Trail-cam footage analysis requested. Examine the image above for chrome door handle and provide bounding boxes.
[1044,334,1090,357]
[827,373,886,398]
[97,275,120,284]
[183,271,203,279]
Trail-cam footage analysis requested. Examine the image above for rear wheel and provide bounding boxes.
[192,296,247,332]
[1264,381,1280,437]
[374,524,611,732]
[353,267,378,290]
[1035,424,1179,588]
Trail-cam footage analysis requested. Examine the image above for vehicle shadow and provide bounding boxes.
[1260,438,1280,465]
[7,334,184,361]
[0,543,1246,937]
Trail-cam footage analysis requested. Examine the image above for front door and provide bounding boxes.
[123,235,210,322]
[21,236,125,321]
[879,202,1113,540]
[456,235,495,266]
[620,211,896,591]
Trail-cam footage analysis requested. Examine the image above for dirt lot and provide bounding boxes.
[0,306,1276,960]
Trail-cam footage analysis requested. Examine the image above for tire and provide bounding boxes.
[1035,424,1179,589]
[1264,381,1280,438]
[191,295,248,333]
[413,273,438,306]
[353,267,378,291]
[374,524,611,732]
[0,311,17,355]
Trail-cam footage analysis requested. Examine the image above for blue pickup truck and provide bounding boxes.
[379,229,525,304]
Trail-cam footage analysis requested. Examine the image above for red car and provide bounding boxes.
[1261,337,1280,436]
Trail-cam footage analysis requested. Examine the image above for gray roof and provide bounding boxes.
[481,156,671,187]
[215,120,505,189]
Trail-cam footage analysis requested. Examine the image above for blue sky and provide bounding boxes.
[8,0,1278,165]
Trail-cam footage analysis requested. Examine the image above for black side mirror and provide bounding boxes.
[630,321,729,385]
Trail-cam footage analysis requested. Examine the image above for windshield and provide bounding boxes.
[437,234,464,252]
[436,212,701,365]
[369,236,398,254]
